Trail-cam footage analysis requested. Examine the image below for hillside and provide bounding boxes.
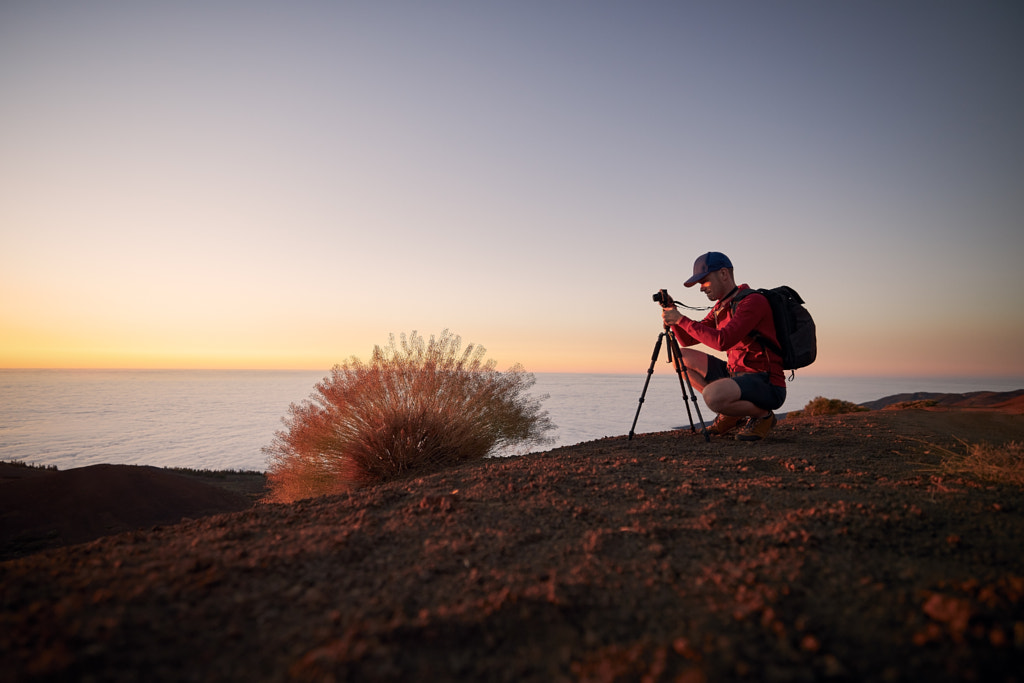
[2,400,1023,681]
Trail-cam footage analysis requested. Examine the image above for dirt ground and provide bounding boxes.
[2,400,1023,682]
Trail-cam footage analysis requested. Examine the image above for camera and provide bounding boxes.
[652,289,674,307]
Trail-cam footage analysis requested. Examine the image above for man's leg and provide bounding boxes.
[674,348,712,391]
[704,376,780,441]
[702,378,771,419]
[673,349,763,417]
[674,350,748,436]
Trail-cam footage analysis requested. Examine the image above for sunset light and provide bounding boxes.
[3,8,1023,679]
[1,3,1022,377]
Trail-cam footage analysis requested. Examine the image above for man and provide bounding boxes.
[661,252,786,441]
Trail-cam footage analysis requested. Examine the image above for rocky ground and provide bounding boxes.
[2,396,1023,682]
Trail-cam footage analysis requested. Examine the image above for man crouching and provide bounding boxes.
[661,252,786,441]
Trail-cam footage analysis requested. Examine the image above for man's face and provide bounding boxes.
[699,270,729,301]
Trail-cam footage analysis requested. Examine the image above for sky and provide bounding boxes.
[2,1,1022,376]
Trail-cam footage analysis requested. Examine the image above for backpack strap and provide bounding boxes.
[730,289,783,357]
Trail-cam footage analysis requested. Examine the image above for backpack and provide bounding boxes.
[731,286,817,374]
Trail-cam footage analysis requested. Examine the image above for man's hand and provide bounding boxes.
[662,307,685,326]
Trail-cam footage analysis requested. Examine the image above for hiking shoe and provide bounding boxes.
[707,414,745,436]
[736,412,777,441]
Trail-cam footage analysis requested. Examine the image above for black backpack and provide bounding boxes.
[731,286,817,374]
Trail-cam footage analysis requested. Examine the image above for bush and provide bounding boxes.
[263,330,554,503]
[788,396,869,417]
[1,460,57,471]
[883,399,939,410]
[923,439,1024,486]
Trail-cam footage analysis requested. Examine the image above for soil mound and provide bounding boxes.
[0,464,254,560]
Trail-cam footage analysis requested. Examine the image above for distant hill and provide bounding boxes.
[859,389,1024,412]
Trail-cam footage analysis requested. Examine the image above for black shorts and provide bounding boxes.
[705,357,786,411]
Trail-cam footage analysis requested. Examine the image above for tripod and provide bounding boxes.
[628,326,710,442]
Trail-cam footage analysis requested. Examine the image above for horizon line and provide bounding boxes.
[2,367,1023,380]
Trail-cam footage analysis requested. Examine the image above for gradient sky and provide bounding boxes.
[2,2,1022,376]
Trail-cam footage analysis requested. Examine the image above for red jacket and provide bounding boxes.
[669,284,786,388]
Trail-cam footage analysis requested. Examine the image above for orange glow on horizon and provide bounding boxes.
[3,345,1021,378]
[3,317,1022,377]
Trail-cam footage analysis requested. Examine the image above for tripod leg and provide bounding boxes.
[628,333,665,440]
[666,333,696,432]
[666,329,711,442]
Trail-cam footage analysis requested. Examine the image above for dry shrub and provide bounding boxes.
[1,460,57,472]
[884,399,939,410]
[932,439,1024,486]
[263,330,553,503]
[788,396,869,418]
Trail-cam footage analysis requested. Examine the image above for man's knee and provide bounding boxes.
[703,378,741,412]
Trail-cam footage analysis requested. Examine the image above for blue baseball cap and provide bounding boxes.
[684,251,733,287]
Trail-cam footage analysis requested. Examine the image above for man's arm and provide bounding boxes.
[672,294,769,351]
